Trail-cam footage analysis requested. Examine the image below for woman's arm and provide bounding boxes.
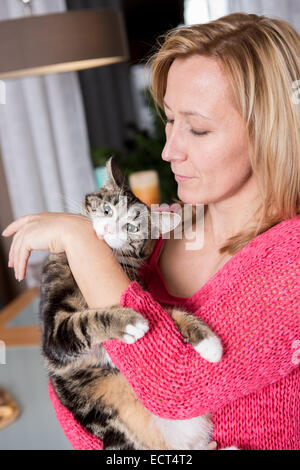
[1,211,130,302]
[64,229,131,309]
[64,217,300,420]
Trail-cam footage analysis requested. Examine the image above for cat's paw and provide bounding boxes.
[123,320,149,344]
[194,335,223,363]
[113,308,149,344]
[219,445,239,450]
[167,308,223,364]
[97,307,149,344]
[205,441,218,450]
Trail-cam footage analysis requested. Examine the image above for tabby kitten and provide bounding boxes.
[39,157,223,450]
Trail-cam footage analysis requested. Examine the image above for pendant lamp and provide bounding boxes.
[0,5,129,79]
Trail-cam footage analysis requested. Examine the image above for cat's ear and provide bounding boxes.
[106,156,130,191]
[151,210,182,236]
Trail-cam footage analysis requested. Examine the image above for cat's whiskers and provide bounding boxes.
[52,191,88,215]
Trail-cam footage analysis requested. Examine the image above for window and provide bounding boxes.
[184,0,228,24]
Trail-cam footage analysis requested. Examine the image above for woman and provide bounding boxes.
[2,12,300,450]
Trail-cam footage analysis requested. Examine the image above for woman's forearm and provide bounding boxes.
[64,227,131,309]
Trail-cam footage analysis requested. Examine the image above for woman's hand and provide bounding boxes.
[1,212,92,281]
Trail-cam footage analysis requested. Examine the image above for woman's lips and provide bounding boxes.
[174,174,194,182]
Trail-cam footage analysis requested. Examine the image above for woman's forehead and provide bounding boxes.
[165,55,232,117]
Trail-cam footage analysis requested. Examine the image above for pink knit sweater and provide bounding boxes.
[49,215,300,450]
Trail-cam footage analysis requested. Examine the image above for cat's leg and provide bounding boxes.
[167,308,223,363]
[42,303,149,366]
[40,253,149,366]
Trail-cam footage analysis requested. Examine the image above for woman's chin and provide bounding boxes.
[177,188,202,205]
[177,185,214,206]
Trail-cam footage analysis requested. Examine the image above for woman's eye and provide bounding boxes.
[103,204,113,216]
[166,118,208,137]
[125,223,138,233]
[165,118,174,125]
[191,130,209,137]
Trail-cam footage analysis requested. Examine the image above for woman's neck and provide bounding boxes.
[204,178,261,247]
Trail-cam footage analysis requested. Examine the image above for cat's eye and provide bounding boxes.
[125,223,138,233]
[103,203,113,216]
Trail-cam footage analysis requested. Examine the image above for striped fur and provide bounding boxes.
[39,157,222,450]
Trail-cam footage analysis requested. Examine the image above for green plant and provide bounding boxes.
[90,89,177,204]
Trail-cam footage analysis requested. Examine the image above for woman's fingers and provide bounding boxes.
[8,248,14,268]
[12,230,32,281]
[10,232,22,280]
[17,246,31,281]
[8,230,28,281]
[4,216,35,279]
[2,214,36,237]
[8,232,19,268]
[14,235,23,281]
[3,211,90,280]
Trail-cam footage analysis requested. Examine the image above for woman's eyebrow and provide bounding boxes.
[163,100,212,120]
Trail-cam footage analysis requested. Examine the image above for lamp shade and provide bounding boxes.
[0,9,129,79]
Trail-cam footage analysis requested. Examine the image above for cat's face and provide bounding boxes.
[82,157,181,251]
[83,189,151,250]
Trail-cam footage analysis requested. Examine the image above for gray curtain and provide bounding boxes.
[66,0,138,150]
[0,0,96,288]
[228,0,300,31]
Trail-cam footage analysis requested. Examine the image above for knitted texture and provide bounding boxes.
[48,380,103,450]
[49,215,300,450]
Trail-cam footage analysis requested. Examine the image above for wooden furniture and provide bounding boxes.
[0,287,41,347]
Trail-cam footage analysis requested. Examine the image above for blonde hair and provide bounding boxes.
[147,12,300,254]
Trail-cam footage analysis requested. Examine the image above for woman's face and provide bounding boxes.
[162,55,253,205]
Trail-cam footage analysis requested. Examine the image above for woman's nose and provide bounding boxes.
[161,125,187,162]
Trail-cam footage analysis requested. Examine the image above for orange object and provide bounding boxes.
[0,388,20,430]
[129,170,160,207]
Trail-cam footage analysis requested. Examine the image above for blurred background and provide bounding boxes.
[0,0,299,450]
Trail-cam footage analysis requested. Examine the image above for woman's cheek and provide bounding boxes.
[191,150,221,174]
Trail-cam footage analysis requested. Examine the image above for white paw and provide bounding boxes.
[219,446,239,450]
[194,336,223,363]
[123,320,149,344]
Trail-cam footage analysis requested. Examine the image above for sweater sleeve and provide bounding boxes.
[102,219,300,420]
